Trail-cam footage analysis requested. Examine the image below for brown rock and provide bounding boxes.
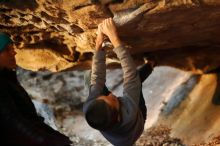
[0,0,219,72]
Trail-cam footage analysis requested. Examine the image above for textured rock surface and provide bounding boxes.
[158,72,220,145]
[0,0,220,72]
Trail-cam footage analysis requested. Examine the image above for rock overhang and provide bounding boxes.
[0,0,219,72]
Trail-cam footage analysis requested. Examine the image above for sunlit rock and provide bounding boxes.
[0,0,219,72]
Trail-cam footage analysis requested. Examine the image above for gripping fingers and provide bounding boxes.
[107,18,112,26]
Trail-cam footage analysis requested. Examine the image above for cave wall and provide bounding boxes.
[0,0,220,72]
[157,73,220,145]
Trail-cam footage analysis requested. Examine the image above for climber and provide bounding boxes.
[0,32,72,146]
[83,18,155,146]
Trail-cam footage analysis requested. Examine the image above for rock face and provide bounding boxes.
[0,0,220,72]
[158,72,220,145]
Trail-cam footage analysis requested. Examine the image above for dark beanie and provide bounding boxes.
[0,33,12,53]
[85,99,114,131]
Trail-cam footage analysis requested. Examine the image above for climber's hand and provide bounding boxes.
[100,18,122,48]
[95,23,104,51]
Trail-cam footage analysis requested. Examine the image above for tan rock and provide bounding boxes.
[0,0,219,72]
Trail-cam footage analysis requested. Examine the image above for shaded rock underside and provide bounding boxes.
[0,0,220,72]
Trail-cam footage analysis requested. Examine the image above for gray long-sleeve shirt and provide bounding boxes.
[83,45,145,146]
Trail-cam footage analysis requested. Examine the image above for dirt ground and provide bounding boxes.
[136,125,185,146]
[136,125,220,146]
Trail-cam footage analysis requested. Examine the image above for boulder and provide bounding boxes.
[0,0,219,72]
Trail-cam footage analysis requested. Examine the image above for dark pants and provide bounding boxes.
[138,64,153,120]
[99,64,153,120]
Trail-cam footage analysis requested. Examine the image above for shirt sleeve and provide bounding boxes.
[90,49,106,96]
[83,50,106,113]
[113,45,141,105]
